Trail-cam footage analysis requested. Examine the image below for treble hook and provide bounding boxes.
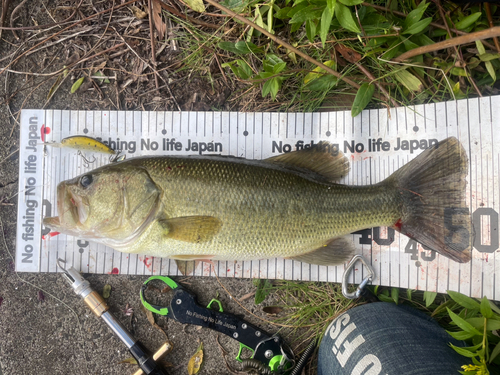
[77,150,96,168]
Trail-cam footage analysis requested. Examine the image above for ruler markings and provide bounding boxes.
[16,98,500,298]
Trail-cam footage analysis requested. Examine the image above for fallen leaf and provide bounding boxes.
[47,75,63,99]
[152,0,167,40]
[334,44,362,63]
[119,357,138,365]
[102,284,112,299]
[70,77,85,94]
[303,60,336,84]
[130,5,148,19]
[262,306,283,315]
[93,61,106,72]
[183,0,206,13]
[239,291,255,302]
[146,309,156,326]
[188,342,204,375]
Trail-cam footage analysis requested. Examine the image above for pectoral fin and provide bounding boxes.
[160,216,222,243]
[289,237,355,265]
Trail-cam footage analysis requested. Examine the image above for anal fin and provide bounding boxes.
[174,259,203,276]
[289,237,355,266]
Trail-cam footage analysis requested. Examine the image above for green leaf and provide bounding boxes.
[381,38,405,61]
[403,17,432,35]
[338,0,364,5]
[222,60,253,80]
[351,83,374,117]
[184,0,206,13]
[262,78,274,97]
[274,6,292,19]
[447,290,481,310]
[481,297,494,318]
[377,294,395,303]
[218,41,262,55]
[466,317,485,329]
[391,287,399,305]
[327,0,336,12]
[303,60,336,83]
[393,69,423,92]
[290,5,322,24]
[476,40,486,55]
[70,77,85,94]
[218,42,245,55]
[320,6,334,47]
[286,2,309,18]
[306,19,317,43]
[221,0,255,12]
[335,2,360,33]
[447,308,483,336]
[254,279,273,304]
[486,319,500,331]
[423,291,438,307]
[479,53,500,62]
[489,300,500,315]
[273,62,287,74]
[406,289,413,301]
[305,74,338,91]
[263,54,285,73]
[446,330,477,341]
[403,1,429,30]
[490,341,500,363]
[455,12,482,30]
[450,343,481,358]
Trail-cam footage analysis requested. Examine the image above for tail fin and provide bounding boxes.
[389,137,472,263]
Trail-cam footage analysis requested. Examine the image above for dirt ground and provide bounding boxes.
[0,1,303,374]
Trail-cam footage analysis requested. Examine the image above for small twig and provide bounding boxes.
[214,52,228,84]
[0,0,11,41]
[9,0,27,40]
[434,0,480,97]
[0,148,18,165]
[203,0,361,91]
[393,27,500,62]
[485,3,500,53]
[148,0,160,91]
[0,0,83,31]
[25,27,94,57]
[354,5,366,47]
[0,0,137,77]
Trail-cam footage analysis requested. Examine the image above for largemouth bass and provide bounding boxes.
[43,137,472,265]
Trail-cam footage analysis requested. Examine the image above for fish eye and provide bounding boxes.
[80,174,93,188]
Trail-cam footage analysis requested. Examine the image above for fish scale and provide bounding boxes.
[121,156,402,260]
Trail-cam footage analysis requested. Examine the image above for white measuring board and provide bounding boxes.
[15,96,500,300]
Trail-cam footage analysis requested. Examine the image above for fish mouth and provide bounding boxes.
[43,182,87,231]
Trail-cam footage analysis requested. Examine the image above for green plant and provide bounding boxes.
[176,0,500,113]
[445,291,500,375]
[370,286,500,374]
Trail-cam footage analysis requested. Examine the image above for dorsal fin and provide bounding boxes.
[264,141,349,182]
